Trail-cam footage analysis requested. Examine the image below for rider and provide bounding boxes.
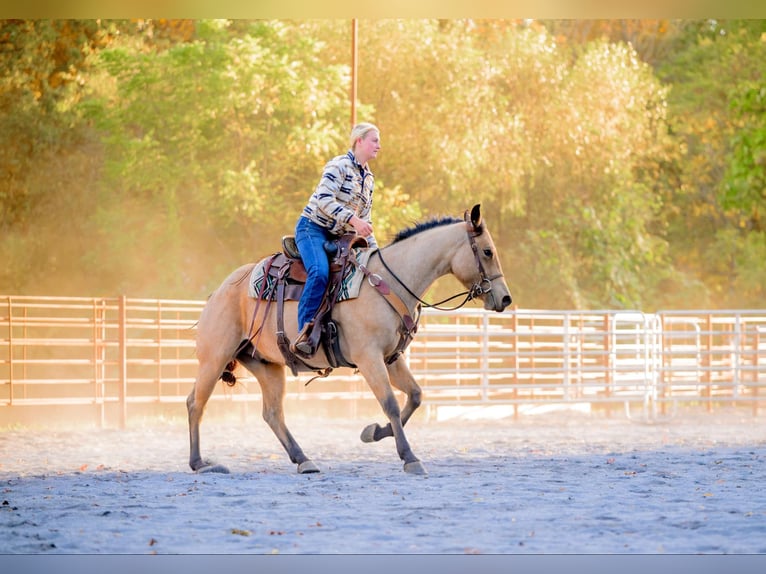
[290,122,381,357]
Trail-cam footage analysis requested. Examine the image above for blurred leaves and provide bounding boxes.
[1,19,764,308]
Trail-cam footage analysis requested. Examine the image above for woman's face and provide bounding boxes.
[355,130,381,165]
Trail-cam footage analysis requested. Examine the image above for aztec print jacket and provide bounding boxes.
[300,150,378,249]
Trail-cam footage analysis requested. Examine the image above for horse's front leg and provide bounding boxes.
[239,357,319,474]
[360,357,422,444]
[357,357,426,475]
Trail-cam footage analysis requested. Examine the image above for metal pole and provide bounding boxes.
[118,295,128,429]
[563,311,570,401]
[351,19,358,129]
[755,327,761,416]
[705,313,712,412]
[6,297,12,406]
[93,299,104,428]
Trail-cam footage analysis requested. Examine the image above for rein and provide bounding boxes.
[376,249,472,311]
[374,222,505,312]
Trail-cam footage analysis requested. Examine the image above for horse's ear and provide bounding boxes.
[470,204,482,231]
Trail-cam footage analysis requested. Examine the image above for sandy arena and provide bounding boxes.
[1,405,765,554]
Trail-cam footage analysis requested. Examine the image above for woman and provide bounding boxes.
[291,122,381,356]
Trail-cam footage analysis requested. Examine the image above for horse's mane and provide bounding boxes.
[389,215,463,245]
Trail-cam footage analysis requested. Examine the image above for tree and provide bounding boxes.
[345,21,673,308]
[519,39,671,308]
[3,18,763,311]
[0,20,112,293]
[0,20,106,227]
[79,20,356,296]
[657,19,766,308]
[541,20,681,67]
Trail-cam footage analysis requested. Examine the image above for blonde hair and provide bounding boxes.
[349,122,379,151]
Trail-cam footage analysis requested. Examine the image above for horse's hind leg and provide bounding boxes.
[187,306,243,474]
[360,357,422,444]
[187,354,234,473]
[187,355,232,473]
[237,356,319,474]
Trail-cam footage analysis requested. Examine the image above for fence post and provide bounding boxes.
[733,314,741,404]
[704,314,713,413]
[755,328,761,417]
[603,314,612,406]
[118,295,128,429]
[660,314,668,416]
[93,299,104,428]
[6,297,13,406]
[481,313,489,402]
[563,312,570,401]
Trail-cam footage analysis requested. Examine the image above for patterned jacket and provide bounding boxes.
[301,151,377,249]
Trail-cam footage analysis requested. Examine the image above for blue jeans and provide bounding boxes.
[294,217,332,331]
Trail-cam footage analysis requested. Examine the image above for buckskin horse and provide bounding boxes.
[187,204,512,475]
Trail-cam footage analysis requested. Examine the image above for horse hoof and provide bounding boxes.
[196,463,230,474]
[298,461,320,474]
[403,460,427,475]
[360,424,379,443]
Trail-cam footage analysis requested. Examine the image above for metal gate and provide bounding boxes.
[2,296,765,426]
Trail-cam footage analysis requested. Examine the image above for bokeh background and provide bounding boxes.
[2,4,765,313]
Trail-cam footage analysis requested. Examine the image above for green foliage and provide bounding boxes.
[527,39,670,308]
[78,20,354,296]
[656,19,766,308]
[725,84,766,221]
[0,20,101,229]
[0,18,764,311]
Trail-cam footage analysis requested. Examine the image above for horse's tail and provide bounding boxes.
[221,360,237,386]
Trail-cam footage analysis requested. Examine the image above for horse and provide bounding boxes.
[186,203,512,475]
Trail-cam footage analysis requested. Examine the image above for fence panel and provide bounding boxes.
[659,311,766,415]
[1,297,120,411]
[406,309,664,420]
[2,296,765,426]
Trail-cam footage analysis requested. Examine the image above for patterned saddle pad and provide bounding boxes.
[247,248,373,302]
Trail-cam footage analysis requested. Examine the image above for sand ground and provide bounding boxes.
[1,405,765,554]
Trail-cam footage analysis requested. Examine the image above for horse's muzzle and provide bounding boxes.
[492,294,512,312]
[483,291,512,312]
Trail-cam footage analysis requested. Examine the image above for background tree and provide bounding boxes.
[0,20,112,293]
[79,20,355,296]
[657,19,766,308]
[1,18,764,311]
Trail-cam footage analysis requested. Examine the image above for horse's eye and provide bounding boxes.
[483,248,493,258]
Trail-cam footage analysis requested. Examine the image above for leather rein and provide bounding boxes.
[371,218,505,313]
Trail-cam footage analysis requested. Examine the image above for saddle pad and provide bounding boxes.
[247,248,373,302]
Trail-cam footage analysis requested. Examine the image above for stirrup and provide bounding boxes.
[290,323,316,357]
[293,340,315,357]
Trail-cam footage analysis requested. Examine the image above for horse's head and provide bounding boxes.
[454,204,512,312]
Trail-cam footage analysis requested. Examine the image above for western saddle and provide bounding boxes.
[249,232,369,376]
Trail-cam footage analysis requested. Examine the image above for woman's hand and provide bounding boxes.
[349,215,373,238]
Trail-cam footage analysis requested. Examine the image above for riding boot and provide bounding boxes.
[290,321,315,357]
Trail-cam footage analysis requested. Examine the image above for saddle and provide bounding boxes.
[253,232,369,376]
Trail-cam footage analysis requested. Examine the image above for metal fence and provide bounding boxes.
[1,296,764,426]
[409,309,765,420]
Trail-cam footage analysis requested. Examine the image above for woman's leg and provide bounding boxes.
[294,217,330,332]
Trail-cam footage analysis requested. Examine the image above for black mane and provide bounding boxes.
[389,215,463,245]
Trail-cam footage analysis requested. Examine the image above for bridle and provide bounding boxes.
[375,214,505,312]
[465,220,506,310]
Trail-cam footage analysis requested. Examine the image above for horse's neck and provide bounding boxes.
[379,223,464,299]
